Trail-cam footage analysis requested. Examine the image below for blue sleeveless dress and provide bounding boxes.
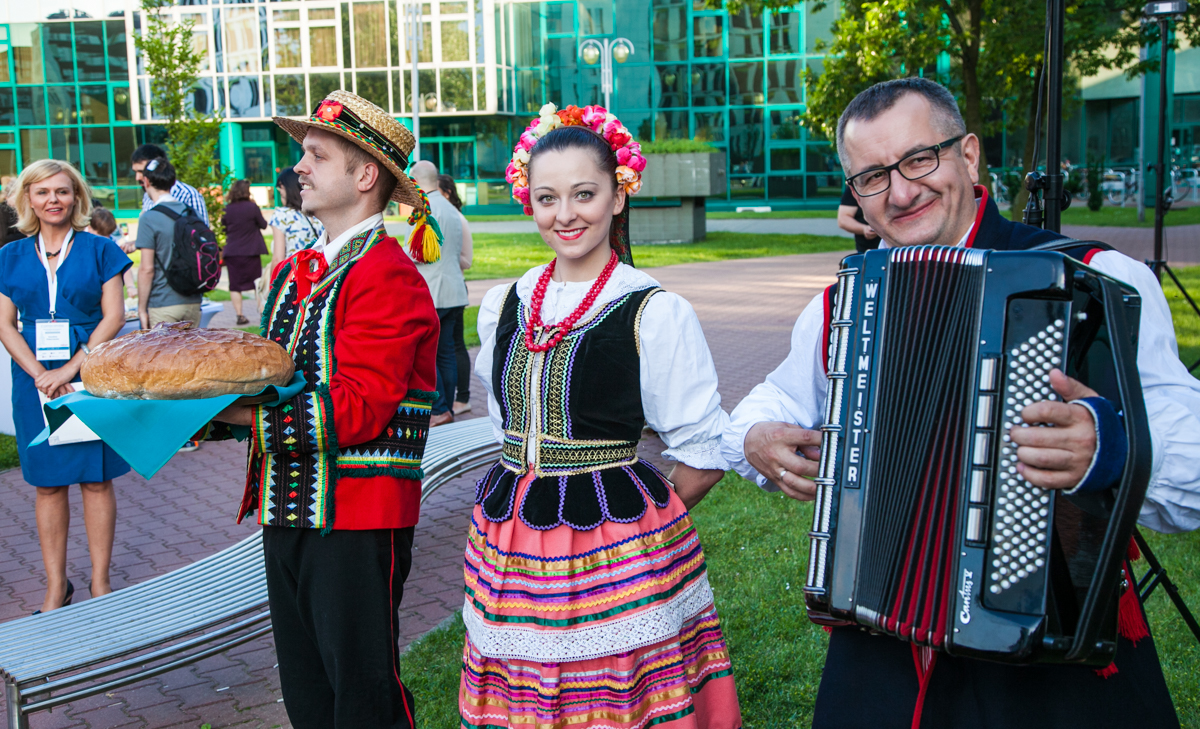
[0,232,131,487]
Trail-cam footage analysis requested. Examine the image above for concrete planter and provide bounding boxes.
[631,152,725,244]
[637,152,726,198]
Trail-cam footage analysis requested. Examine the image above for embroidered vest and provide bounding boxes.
[475,283,675,531]
[244,227,433,531]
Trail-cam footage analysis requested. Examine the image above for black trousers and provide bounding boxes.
[813,619,1179,729]
[263,526,416,729]
[451,305,470,404]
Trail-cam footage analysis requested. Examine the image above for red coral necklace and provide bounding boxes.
[524,250,619,353]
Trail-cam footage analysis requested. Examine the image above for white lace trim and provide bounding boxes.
[463,571,716,662]
[663,436,730,471]
[513,263,662,326]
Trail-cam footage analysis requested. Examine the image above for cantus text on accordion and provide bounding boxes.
[804,245,1151,665]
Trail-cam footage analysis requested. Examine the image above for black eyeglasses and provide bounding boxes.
[845,136,964,197]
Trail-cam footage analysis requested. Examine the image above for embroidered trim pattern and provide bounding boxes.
[462,574,716,662]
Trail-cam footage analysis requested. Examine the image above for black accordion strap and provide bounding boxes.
[1025,238,1115,254]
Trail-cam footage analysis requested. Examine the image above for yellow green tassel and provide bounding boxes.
[405,175,443,263]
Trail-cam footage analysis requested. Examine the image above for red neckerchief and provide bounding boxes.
[292,249,329,299]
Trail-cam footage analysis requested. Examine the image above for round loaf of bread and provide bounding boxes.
[82,323,295,400]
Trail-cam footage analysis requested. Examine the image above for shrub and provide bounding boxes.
[640,139,721,154]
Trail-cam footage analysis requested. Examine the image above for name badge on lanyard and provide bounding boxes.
[35,231,72,361]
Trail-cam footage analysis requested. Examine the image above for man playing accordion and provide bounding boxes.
[724,78,1200,728]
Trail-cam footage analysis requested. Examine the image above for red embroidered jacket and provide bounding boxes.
[236,233,440,530]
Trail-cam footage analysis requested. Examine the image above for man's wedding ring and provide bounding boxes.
[779,468,788,480]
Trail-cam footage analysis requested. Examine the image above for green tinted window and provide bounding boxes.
[21,129,49,165]
[75,22,107,82]
[17,87,46,125]
[44,24,75,83]
[652,3,687,62]
[729,10,761,59]
[12,25,45,84]
[729,108,764,173]
[693,15,723,57]
[51,127,81,167]
[655,64,686,107]
[769,11,801,55]
[113,86,132,122]
[0,89,14,126]
[767,59,802,104]
[81,127,113,185]
[106,20,129,81]
[80,86,110,124]
[691,63,724,106]
[729,62,762,105]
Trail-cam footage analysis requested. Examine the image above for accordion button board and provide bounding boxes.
[804,245,1150,666]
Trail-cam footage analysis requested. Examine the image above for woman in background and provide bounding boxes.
[221,179,269,326]
[268,168,323,265]
[437,174,474,415]
[0,160,131,613]
[86,207,136,298]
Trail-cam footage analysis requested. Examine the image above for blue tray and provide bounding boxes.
[31,372,306,479]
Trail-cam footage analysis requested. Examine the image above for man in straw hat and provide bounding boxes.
[211,90,440,728]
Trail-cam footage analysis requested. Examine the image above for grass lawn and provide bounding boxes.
[1006,205,1200,228]
[399,475,826,727]
[706,210,838,219]
[1164,265,1200,370]
[400,479,1200,728]
[467,231,852,281]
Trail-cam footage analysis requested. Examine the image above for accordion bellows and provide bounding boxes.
[804,246,1151,666]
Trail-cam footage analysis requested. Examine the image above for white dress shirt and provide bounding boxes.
[723,246,1200,534]
[476,263,730,471]
[311,213,384,266]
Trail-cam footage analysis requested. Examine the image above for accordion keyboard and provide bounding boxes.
[990,319,1065,596]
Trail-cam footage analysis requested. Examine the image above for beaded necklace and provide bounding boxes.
[523,250,618,353]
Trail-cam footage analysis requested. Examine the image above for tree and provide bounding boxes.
[134,0,228,236]
[801,0,1198,198]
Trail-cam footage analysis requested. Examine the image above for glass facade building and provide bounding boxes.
[0,0,847,214]
[0,0,1197,214]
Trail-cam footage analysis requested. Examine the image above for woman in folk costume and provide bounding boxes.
[459,104,743,728]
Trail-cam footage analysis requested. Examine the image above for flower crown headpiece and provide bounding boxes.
[505,103,647,215]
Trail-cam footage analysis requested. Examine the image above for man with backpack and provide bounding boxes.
[135,157,219,330]
[132,144,210,225]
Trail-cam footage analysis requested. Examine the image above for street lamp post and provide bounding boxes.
[579,37,634,110]
[406,1,423,161]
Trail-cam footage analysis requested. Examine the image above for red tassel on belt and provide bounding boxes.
[1095,537,1151,678]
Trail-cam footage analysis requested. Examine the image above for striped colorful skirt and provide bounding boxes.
[460,470,742,728]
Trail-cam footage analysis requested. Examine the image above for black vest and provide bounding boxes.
[474,283,674,531]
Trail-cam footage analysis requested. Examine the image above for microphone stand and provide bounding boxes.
[1143,4,1200,372]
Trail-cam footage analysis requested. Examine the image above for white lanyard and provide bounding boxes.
[36,229,73,319]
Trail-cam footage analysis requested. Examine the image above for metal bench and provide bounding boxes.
[0,417,499,729]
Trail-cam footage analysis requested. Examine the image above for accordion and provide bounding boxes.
[804,245,1151,665]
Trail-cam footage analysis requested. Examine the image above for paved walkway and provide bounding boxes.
[0,252,840,728]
